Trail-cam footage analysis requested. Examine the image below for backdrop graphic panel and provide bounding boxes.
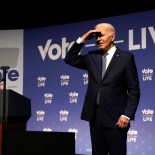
[0,30,24,94]
[24,10,155,155]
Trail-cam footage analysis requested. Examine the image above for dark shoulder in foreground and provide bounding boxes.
[117,48,134,56]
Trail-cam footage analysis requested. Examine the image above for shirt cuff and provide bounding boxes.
[121,115,130,120]
[76,37,85,44]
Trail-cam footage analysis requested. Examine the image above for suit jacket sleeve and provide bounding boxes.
[123,54,140,120]
[64,42,87,70]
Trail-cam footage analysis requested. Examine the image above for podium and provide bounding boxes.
[0,89,31,155]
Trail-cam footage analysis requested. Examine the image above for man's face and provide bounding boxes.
[95,26,115,52]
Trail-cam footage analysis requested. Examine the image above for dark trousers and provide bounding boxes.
[89,108,129,155]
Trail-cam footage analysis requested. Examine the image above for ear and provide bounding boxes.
[111,34,115,41]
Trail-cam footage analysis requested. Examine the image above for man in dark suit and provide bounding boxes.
[64,23,140,155]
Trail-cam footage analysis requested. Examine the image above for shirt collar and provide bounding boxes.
[107,45,116,57]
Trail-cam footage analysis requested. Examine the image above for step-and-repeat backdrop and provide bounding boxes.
[1,9,154,155]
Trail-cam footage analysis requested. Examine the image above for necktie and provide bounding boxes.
[102,53,108,78]
[96,53,108,105]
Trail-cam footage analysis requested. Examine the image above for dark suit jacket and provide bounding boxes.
[64,42,140,128]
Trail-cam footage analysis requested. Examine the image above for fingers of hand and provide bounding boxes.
[117,119,129,128]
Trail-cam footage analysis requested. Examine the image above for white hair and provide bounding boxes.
[95,23,115,35]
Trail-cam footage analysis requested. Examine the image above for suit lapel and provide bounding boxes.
[96,52,103,81]
[102,49,121,80]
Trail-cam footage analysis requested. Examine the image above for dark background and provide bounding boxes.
[0,2,155,30]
